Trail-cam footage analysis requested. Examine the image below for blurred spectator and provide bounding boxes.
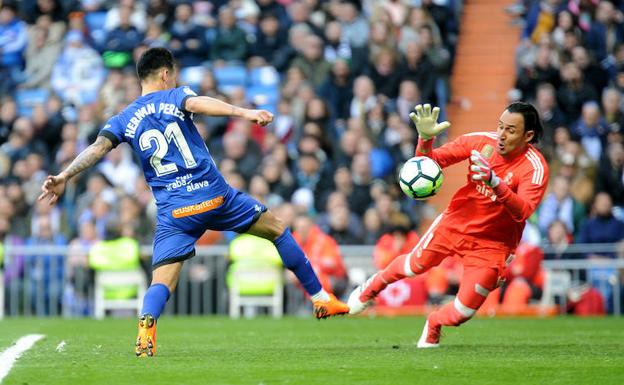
[0,97,17,145]
[601,88,624,142]
[23,0,66,24]
[74,172,116,225]
[249,12,287,66]
[290,34,331,88]
[51,30,106,106]
[214,130,263,180]
[418,24,451,107]
[367,18,396,62]
[0,117,47,163]
[102,5,144,68]
[322,20,351,64]
[551,10,578,50]
[572,101,609,163]
[287,0,322,37]
[365,48,402,99]
[336,0,369,48]
[104,0,147,33]
[521,0,561,45]
[401,42,435,105]
[332,166,369,217]
[373,217,420,270]
[168,3,208,67]
[211,6,247,64]
[557,62,598,124]
[260,155,295,200]
[544,219,574,260]
[21,25,61,90]
[571,46,609,97]
[394,79,422,125]
[584,0,624,62]
[97,145,141,195]
[317,58,353,122]
[292,214,348,296]
[25,214,66,315]
[399,6,440,54]
[537,174,586,236]
[534,83,566,152]
[349,75,377,119]
[576,192,624,312]
[595,141,624,208]
[0,3,28,96]
[293,150,333,212]
[249,174,283,208]
[515,44,560,101]
[257,0,288,27]
[317,190,364,243]
[145,0,172,27]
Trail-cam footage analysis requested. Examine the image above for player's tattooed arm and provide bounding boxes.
[39,136,113,205]
[60,135,113,180]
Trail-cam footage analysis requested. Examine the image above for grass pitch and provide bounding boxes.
[1,316,622,385]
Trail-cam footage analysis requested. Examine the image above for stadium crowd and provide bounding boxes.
[0,0,622,315]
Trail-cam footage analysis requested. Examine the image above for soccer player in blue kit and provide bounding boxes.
[39,48,349,357]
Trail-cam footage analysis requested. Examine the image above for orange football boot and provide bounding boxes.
[313,294,350,319]
[135,314,156,357]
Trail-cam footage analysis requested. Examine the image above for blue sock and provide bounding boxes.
[141,283,170,319]
[273,228,322,296]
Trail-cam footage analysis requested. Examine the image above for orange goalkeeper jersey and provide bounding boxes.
[417,132,549,253]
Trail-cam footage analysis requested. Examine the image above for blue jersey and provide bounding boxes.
[98,86,229,209]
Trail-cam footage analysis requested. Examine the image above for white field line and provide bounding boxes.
[0,334,45,383]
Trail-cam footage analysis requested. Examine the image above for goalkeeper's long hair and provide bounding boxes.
[506,102,544,144]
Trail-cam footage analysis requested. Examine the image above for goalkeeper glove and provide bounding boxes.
[409,104,451,140]
[470,150,500,187]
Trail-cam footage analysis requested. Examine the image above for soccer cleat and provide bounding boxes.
[313,294,350,319]
[417,319,441,348]
[347,274,378,315]
[135,314,157,357]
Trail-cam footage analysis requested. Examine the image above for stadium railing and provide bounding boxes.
[1,244,623,317]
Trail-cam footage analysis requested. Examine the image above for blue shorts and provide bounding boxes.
[152,188,267,268]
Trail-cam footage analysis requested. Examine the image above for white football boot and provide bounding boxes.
[347,274,378,315]
[417,319,441,348]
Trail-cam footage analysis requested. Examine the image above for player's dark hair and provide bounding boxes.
[136,47,175,81]
[506,102,543,144]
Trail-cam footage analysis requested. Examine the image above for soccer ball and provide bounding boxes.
[398,156,444,200]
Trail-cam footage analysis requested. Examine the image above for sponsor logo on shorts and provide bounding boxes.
[172,196,225,218]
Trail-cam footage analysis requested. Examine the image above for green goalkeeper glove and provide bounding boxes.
[409,104,451,140]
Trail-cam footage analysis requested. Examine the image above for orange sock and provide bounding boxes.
[360,254,410,301]
[429,300,471,327]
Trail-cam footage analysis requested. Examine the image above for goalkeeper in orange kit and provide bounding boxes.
[348,103,549,347]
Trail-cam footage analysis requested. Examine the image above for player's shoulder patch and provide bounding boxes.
[182,86,197,96]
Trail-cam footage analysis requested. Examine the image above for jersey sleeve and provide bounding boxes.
[172,86,198,111]
[416,134,479,169]
[97,116,123,148]
[493,157,549,222]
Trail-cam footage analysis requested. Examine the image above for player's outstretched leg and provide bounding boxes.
[349,216,446,314]
[136,263,179,356]
[348,253,415,314]
[418,266,498,348]
[248,210,349,318]
[273,228,349,318]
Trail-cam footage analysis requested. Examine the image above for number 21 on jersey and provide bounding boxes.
[139,122,197,176]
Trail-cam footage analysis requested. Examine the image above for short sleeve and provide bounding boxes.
[97,116,124,148]
[172,86,198,111]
